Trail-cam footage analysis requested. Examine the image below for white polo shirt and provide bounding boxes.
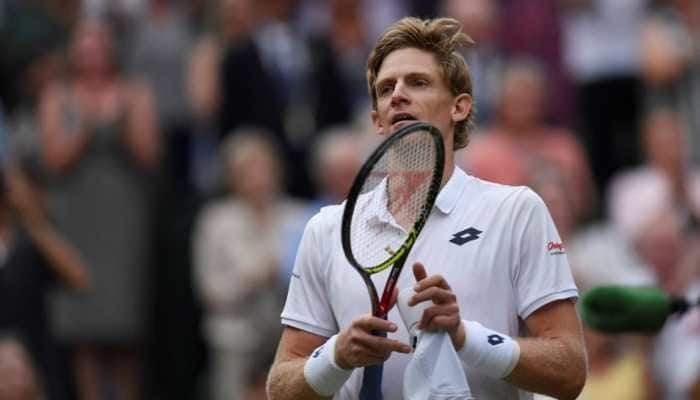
[281,167,578,400]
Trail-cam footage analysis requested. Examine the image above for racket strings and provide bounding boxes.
[349,130,437,269]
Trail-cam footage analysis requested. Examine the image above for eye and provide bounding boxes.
[413,78,429,87]
[377,83,394,97]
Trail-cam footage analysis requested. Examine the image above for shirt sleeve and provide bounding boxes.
[511,188,579,319]
[280,211,338,338]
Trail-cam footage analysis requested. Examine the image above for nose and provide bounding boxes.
[390,81,410,107]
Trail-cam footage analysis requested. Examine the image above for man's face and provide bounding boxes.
[371,47,470,151]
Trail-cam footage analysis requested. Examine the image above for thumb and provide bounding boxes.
[413,262,427,283]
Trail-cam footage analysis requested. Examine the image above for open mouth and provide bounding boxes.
[390,113,418,130]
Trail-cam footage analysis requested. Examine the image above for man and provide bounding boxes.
[267,17,586,399]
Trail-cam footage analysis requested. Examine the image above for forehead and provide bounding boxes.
[376,47,442,81]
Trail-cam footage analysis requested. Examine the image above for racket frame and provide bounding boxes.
[341,122,445,318]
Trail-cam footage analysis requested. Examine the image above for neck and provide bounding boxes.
[441,161,455,189]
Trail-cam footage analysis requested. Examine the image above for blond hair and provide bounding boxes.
[367,17,475,149]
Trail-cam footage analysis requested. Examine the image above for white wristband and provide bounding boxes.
[304,334,353,396]
[458,320,520,378]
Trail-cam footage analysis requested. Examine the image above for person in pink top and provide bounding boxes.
[460,59,595,222]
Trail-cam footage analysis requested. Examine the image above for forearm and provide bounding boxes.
[125,87,159,169]
[267,358,328,400]
[43,126,92,174]
[506,335,587,400]
[124,124,159,169]
[25,221,89,290]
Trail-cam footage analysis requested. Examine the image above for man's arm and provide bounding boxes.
[267,318,411,400]
[267,327,328,400]
[505,299,587,400]
[410,262,586,399]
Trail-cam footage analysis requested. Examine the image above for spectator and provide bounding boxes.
[280,125,364,289]
[127,0,194,134]
[607,108,700,242]
[179,0,257,197]
[0,164,89,400]
[560,0,648,201]
[219,0,352,198]
[576,328,649,400]
[193,128,302,400]
[0,0,74,114]
[529,158,652,400]
[143,3,247,398]
[38,20,159,400]
[641,0,700,165]
[442,0,504,125]
[635,212,700,399]
[322,0,375,117]
[461,59,595,223]
[500,0,575,126]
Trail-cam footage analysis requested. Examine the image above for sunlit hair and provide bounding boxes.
[367,17,475,149]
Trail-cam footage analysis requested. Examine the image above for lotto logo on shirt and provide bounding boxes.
[547,241,566,255]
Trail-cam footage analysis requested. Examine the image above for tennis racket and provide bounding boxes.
[340,122,445,399]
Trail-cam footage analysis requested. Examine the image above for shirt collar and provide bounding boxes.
[434,166,470,215]
[364,166,470,226]
[361,178,396,228]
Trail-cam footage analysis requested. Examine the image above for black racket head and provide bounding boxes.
[341,122,445,275]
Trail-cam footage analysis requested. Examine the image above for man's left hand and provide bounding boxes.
[408,262,466,351]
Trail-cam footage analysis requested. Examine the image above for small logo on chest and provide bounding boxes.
[449,227,483,246]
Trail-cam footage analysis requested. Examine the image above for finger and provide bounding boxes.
[418,303,460,330]
[414,274,451,292]
[409,286,456,306]
[422,314,461,333]
[341,342,387,367]
[353,316,399,333]
[355,334,412,355]
[413,262,428,283]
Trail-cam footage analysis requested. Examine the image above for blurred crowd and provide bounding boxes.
[0,0,699,399]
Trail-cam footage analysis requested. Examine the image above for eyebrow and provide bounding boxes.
[375,72,434,91]
[374,77,395,91]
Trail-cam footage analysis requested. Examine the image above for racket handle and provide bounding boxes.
[378,252,407,317]
[360,330,386,400]
[378,279,397,318]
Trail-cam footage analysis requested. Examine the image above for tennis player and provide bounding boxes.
[267,17,586,400]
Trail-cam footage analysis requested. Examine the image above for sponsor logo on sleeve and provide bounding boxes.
[547,241,566,255]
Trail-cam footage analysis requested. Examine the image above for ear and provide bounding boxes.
[371,109,384,135]
[451,93,472,125]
